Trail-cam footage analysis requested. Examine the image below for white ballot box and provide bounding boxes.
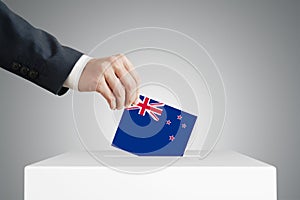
[24,151,277,200]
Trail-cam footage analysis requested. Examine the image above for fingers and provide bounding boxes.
[122,55,141,86]
[113,58,138,107]
[121,55,141,103]
[104,67,125,110]
[92,54,140,110]
[96,77,116,110]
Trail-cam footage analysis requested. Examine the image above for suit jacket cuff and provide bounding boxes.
[63,55,93,91]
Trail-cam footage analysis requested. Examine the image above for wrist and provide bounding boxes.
[63,55,93,90]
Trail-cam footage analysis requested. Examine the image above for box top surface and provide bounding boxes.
[27,150,274,168]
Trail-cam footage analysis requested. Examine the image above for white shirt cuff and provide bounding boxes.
[63,55,93,91]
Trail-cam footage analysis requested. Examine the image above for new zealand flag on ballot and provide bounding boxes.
[112,95,197,156]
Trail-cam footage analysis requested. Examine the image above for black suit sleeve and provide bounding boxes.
[0,1,83,95]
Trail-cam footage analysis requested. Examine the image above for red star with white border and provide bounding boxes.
[177,115,182,120]
[169,135,175,141]
[166,120,171,125]
[181,123,187,128]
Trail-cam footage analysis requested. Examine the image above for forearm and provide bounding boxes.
[0,1,82,95]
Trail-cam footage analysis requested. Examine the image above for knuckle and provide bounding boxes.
[113,62,122,70]
[101,61,112,71]
[118,53,127,63]
[114,65,126,77]
[114,67,123,77]
[115,86,125,98]
[103,67,114,78]
[108,56,116,64]
[127,81,136,93]
[108,95,116,103]
[118,53,125,58]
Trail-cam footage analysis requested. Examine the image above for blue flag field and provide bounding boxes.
[112,95,197,156]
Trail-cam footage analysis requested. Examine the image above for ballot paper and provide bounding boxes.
[112,95,197,156]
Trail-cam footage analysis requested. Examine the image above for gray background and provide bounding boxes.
[0,0,299,199]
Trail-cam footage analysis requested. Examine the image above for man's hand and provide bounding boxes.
[78,54,140,110]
